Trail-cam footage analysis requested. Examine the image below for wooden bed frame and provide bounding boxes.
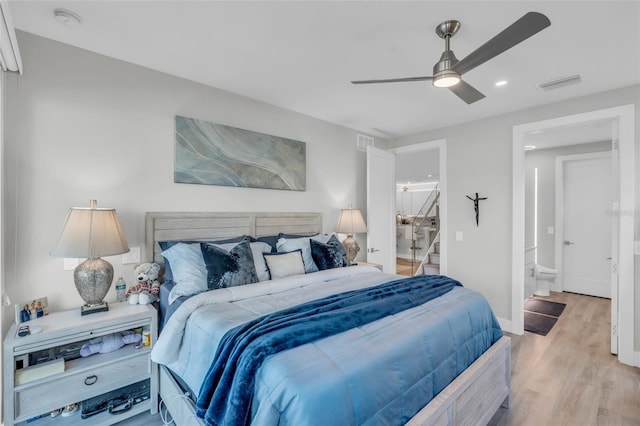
[145,211,510,426]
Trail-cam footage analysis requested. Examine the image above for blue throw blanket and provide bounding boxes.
[195,274,462,426]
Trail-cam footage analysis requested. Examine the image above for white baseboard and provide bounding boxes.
[396,253,413,260]
[497,317,512,334]
[634,351,640,368]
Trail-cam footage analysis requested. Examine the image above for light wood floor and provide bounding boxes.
[397,258,419,276]
[118,291,639,426]
[489,291,640,426]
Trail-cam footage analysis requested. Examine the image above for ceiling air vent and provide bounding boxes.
[537,74,582,91]
[357,134,374,152]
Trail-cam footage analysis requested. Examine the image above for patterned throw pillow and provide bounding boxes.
[310,234,350,270]
[200,239,259,290]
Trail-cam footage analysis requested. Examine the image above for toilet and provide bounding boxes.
[534,264,557,297]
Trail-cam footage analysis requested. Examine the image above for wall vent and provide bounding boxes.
[357,134,374,152]
[537,74,582,91]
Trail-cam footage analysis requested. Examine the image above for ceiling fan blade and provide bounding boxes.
[351,76,433,84]
[453,11,551,75]
[449,80,485,104]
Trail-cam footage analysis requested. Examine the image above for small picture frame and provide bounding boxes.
[14,297,49,324]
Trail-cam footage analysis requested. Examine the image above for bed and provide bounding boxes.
[145,211,510,426]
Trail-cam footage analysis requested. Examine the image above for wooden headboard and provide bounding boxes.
[145,211,323,264]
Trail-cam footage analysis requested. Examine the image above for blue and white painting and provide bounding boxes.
[174,116,306,191]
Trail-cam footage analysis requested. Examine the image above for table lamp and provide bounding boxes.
[50,200,130,315]
[335,205,368,263]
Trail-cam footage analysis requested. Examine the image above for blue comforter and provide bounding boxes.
[196,275,469,426]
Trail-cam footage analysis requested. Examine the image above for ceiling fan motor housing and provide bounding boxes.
[432,50,460,87]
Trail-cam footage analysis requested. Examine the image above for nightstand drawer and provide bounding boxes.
[15,352,150,421]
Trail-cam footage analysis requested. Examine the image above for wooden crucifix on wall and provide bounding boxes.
[466,193,487,226]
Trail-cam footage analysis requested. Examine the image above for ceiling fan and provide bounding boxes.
[351,11,551,104]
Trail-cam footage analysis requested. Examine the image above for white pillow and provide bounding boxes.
[161,243,208,304]
[215,241,273,281]
[263,250,306,280]
[276,233,335,273]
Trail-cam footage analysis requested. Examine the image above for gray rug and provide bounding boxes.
[524,311,558,336]
[524,297,566,317]
[524,297,566,336]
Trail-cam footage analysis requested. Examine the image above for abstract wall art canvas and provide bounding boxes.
[174,115,306,191]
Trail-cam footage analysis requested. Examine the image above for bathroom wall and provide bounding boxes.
[524,141,611,269]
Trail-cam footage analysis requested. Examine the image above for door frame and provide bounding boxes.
[512,104,635,366]
[389,139,447,275]
[554,151,612,293]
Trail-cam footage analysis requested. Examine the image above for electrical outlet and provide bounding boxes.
[122,247,141,264]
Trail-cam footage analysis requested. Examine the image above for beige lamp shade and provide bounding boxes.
[50,200,129,258]
[335,206,367,235]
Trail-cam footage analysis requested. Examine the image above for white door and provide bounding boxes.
[366,146,396,273]
[563,155,612,298]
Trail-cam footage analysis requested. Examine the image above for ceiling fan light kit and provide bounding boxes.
[433,72,460,88]
[352,11,551,104]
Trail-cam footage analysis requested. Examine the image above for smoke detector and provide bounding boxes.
[54,9,82,29]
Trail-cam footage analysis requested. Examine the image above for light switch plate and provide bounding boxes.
[635,241,640,256]
[547,226,554,235]
[63,258,79,271]
[455,231,463,241]
[122,247,141,264]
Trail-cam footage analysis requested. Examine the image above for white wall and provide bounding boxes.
[525,141,611,268]
[2,31,377,332]
[388,84,640,350]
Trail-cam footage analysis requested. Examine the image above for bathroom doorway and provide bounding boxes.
[513,104,635,365]
[558,152,612,298]
[524,142,613,298]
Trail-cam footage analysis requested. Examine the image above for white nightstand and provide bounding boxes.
[352,262,383,271]
[3,303,158,426]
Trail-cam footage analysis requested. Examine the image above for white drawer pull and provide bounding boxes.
[84,375,98,386]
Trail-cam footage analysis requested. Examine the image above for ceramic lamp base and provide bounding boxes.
[74,257,114,308]
[342,235,360,263]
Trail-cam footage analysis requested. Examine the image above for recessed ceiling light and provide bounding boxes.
[495,80,508,87]
[524,145,536,151]
[54,9,82,29]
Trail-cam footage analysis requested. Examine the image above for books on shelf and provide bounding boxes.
[15,358,65,385]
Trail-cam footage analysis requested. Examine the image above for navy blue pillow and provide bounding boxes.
[310,235,350,270]
[200,239,259,290]
[159,236,254,282]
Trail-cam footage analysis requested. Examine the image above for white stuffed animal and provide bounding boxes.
[79,331,141,357]
[126,262,161,305]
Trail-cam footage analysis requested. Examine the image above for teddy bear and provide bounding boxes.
[79,331,142,357]
[126,262,161,305]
